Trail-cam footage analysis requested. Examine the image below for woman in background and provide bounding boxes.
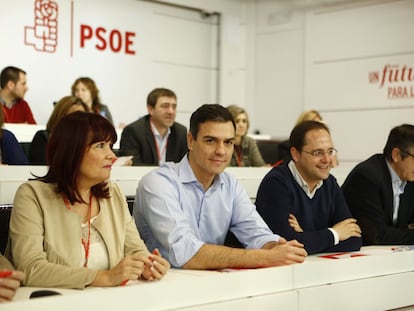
[29,96,88,165]
[72,77,114,124]
[0,107,28,165]
[295,109,322,124]
[227,105,267,167]
[9,112,169,289]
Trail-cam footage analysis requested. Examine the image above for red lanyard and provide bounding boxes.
[235,145,243,167]
[62,192,93,267]
[150,122,168,162]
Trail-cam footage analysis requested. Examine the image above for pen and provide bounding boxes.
[148,249,159,261]
[120,279,128,286]
[121,250,160,286]
[0,271,12,278]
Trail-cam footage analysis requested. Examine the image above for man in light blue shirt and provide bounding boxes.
[134,104,307,269]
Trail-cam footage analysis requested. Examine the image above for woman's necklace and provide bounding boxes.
[62,192,93,267]
[235,144,243,167]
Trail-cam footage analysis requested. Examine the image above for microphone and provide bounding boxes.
[30,290,62,299]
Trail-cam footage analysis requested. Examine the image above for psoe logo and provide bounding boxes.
[24,0,58,53]
[369,64,414,99]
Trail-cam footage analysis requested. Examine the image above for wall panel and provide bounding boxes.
[0,0,219,128]
[304,0,414,163]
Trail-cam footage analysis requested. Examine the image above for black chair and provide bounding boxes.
[0,204,13,254]
[125,195,135,215]
[19,142,31,158]
[224,231,244,249]
[256,139,282,166]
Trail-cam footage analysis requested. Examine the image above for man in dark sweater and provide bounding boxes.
[119,88,187,166]
[256,121,362,255]
[342,124,414,245]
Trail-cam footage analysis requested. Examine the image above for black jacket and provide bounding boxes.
[119,115,187,166]
[28,130,49,165]
[342,154,414,245]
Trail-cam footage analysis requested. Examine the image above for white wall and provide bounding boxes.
[305,0,414,162]
[162,0,251,108]
[252,0,414,163]
[0,0,228,129]
[253,0,306,137]
[3,0,413,165]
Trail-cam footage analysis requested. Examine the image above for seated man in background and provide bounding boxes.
[0,66,36,124]
[0,254,24,303]
[256,121,362,255]
[134,104,307,269]
[119,88,187,166]
[342,124,414,245]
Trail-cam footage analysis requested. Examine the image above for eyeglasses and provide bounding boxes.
[401,149,414,159]
[301,148,338,158]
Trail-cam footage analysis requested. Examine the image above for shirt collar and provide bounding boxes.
[386,160,406,193]
[0,96,5,105]
[150,120,171,138]
[0,96,16,108]
[177,155,223,189]
[288,160,323,199]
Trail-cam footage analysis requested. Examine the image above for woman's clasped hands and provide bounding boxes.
[94,249,170,287]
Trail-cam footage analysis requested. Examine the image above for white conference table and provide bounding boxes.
[0,166,272,204]
[0,164,356,205]
[3,123,123,150]
[2,246,414,311]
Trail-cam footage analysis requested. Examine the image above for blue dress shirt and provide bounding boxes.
[134,155,280,268]
[386,161,406,225]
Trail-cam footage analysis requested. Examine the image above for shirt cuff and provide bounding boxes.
[328,228,339,245]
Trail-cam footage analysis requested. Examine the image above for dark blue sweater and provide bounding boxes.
[256,163,361,254]
[0,129,28,165]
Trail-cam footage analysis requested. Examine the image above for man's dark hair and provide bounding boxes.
[383,124,414,161]
[0,66,26,88]
[290,120,330,151]
[189,104,235,140]
[147,88,176,108]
